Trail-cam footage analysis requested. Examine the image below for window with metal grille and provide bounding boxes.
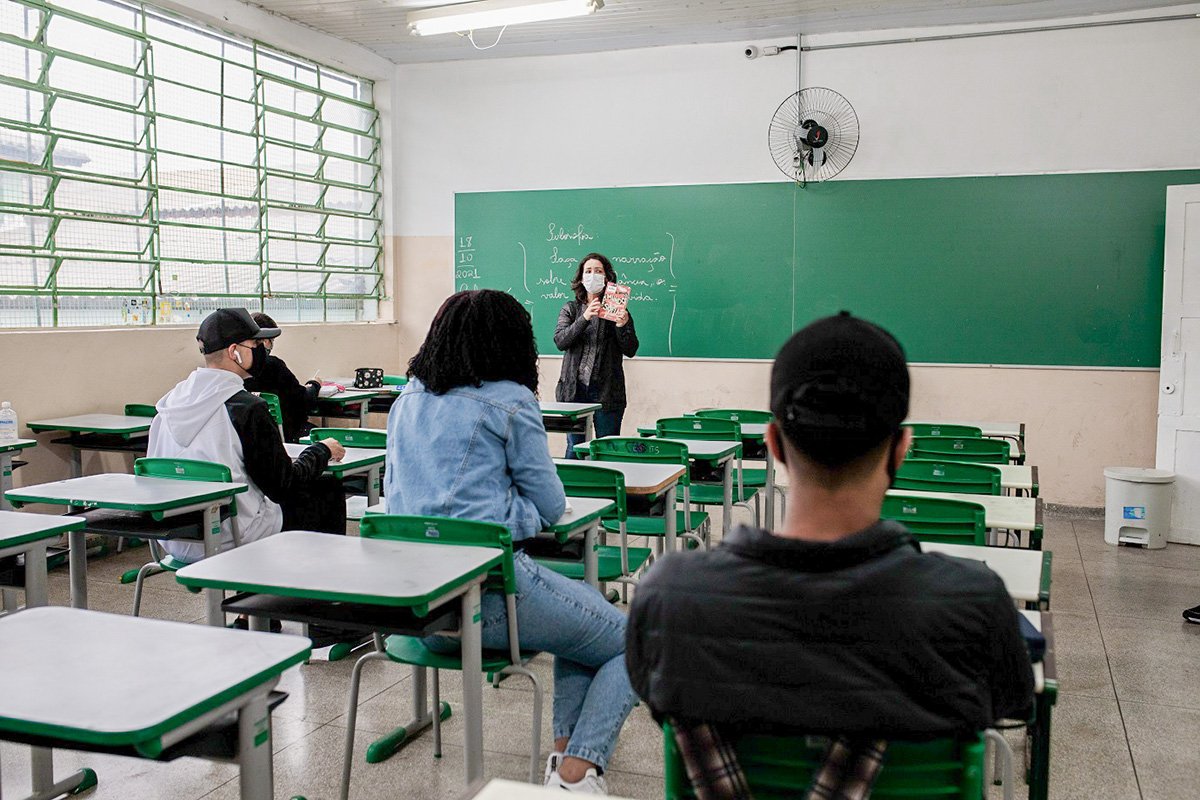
[0,0,382,327]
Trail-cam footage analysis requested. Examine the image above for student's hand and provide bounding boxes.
[612,308,629,327]
[582,298,602,320]
[320,438,346,462]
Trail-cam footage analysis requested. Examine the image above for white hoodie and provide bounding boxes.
[148,367,282,563]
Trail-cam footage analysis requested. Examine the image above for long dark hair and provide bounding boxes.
[570,252,617,304]
[407,290,539,395]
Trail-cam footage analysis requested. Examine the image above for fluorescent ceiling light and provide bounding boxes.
[408,0,603,36]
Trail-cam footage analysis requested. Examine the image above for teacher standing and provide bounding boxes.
[554,252,639,458]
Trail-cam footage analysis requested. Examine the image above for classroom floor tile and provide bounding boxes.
[15,508,1200,799]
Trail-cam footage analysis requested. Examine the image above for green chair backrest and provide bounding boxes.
[309,427,387,448]
[909,436,1011,464]
[656,416,741,442]
[555,463,627,523]
[663,723,985,800]
[124,403,157,418]
[589,437,692,487]
[382,375,408,386]
[359,515,515,594]
[902,423,983,438]
[894,459,1002,496]
[882,495,987,546]
[134,458,236,518]
[258,392,284,427]
[693,409,772,425]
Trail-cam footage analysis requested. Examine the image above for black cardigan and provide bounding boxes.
[553,300,639,410]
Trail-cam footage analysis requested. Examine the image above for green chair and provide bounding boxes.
[663,722,996,800]
[656,417,760,525]
[882,494,987,546]
[309,427,387,449]
[902,423,983,438]
[542,463,652,590]
[894,459,1002,496]
[123,403,157,418]
[910,436,1015,465]
[257,392,285,438]
[589,437,710,551]
[122,458,242,616]
[341,515,543,785]
[693,408,785,518]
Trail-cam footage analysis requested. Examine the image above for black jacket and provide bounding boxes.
[553,300,639,410]
[244,354,319,443]
[626,521,1035,738]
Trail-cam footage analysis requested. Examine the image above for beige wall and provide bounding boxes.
[2,321,400,488]
[398,235,1158,509]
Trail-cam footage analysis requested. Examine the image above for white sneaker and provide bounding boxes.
[544,752,564,783]
[545,767,608,794]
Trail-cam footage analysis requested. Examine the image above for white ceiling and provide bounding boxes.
[240,0,1192,63]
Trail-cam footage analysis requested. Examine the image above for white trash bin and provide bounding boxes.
[1103,467,1175,549]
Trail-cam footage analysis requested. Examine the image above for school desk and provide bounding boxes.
[284,442,385,505]
[922,541,1053,609]
[314,389,380,427]
[540,402,603,443]
[26,414,152,476]
[0,511,83,609]
[0,438,36,511]
[886,489,1044,549]
[553,459,686,552]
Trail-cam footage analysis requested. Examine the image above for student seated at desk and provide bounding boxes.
[243,312,322,443]
[626,312,1034,796]
[386,289,637,795]
[148,308,348,564]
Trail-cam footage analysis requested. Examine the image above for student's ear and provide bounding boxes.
[892,427,913,472]
[766,421,787,467]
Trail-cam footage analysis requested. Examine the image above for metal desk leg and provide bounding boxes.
[1,450,13,511]
[461,582,485,784]
[583,521,599,588]
[29,746,93,800]
[663,484,678,552]
[358,403,368,427]
[721,457,733,537]
[23,543,49,608]
[70,447,82,479]
[202,504,224,627]
[68,528,87,610]
[583,413,594,443]
[367,465,381,506]
[764,446,775,528]
[237,690,274,800]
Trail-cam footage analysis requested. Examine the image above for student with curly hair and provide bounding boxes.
[384,289,636,794]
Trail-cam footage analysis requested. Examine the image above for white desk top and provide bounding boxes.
[283,443,385,472]
[992,464,1035,491]
[0,607,308,747]
[316,389,379,404]
[540,402,602,416]
[921,541,1047,603]
[0,510,85,547]
[553,458,685,496]
[640,436,741,460]
[176,530,501,609]
[7,474,246,512]
[27,414,152,435]
[357,497,614,534]
[471,779,639,800]
[0,438,36,452]
[886,489,1039,531]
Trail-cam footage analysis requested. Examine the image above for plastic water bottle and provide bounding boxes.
[0,401,17,443]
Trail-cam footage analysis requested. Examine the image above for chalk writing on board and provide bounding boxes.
[456,234,479,292]
[547,223,594,243]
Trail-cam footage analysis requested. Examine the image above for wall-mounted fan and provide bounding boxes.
[769,87,859,185]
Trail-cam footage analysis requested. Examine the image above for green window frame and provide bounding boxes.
[0,0,383,327]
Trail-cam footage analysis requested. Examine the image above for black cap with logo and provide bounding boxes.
[769,311,910,466]
[197,308,281,355]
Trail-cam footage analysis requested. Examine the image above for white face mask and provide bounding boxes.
[581,273,606,294]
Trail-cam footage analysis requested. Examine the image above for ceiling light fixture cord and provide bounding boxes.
[467,25,508,50]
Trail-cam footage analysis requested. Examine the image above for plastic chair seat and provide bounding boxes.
[538,545,652,582]
[384,634,535,674]
[603,510,710,537]
[736,468,769,487]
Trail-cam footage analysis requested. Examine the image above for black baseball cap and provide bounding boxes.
[197,308,281,355]
[769,311,910,466]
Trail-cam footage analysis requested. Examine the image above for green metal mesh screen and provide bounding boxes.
[0,0,382,327]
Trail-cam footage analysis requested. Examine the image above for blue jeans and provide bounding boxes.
[425,552,636,771]
[565,383,624,459]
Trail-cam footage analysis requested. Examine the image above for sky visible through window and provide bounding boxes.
[0,0,382,328]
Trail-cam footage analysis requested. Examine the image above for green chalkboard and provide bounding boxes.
[455,170,1200,366]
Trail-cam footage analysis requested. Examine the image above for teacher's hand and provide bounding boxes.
[612,308,629,327]
[582,297,602,320]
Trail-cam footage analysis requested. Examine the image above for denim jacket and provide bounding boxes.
[384,378,566,541]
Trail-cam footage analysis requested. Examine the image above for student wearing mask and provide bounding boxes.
[148,308,348,564]
[242,312,321,443]
[554,253,638,458]
[386,289,637,794]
